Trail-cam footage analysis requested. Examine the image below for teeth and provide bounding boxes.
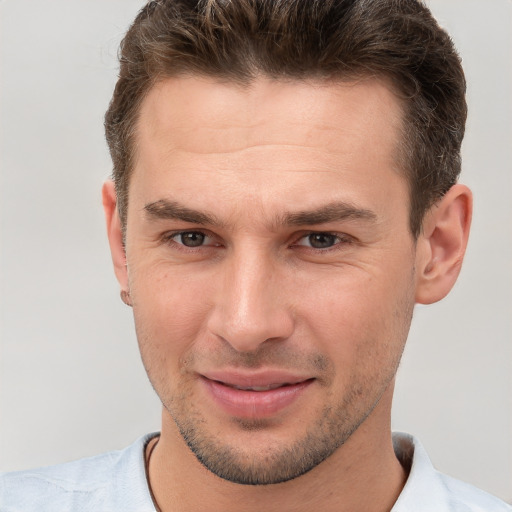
[231,383,286,391]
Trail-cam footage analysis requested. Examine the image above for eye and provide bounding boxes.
[295,232,347,249]
[171,231,210,247]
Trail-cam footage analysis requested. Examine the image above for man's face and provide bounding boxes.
[122,76,420,484]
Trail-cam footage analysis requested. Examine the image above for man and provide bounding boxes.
[1,0,510,510]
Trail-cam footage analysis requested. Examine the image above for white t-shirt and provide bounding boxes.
[1,432,510,511]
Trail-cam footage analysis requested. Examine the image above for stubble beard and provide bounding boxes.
[137,283,414,486]
[158,362,399,486]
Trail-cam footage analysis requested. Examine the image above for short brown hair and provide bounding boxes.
[105,0,466,237]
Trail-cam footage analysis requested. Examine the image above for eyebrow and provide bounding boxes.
[143,199,377,228]
[282,202,378,226]
[144,200,223,226]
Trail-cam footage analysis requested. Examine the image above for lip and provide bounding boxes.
[200,370,314,419]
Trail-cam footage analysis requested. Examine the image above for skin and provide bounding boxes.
[103,76,472,511]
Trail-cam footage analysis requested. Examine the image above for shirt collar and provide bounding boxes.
[391,432,453,512]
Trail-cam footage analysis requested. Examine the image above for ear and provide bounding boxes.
[415,184,472,304]
[102,180,129,294]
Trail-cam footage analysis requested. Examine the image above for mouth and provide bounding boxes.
[219,381,300,391]
[199,372,314,418]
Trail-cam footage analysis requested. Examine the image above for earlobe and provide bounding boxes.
[415,184,472,305]
[102,180,129,293]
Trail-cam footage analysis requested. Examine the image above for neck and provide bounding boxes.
[147,387,407,512]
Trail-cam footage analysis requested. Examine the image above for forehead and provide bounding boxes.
[136,75,404,162]
[129,75,407,225]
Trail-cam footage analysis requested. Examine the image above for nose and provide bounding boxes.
[206,248,294,352]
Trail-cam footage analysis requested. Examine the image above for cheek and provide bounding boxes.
[298,266,414,369]
[129,263,216,362]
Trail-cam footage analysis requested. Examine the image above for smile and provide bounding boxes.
[226,382,292,391]
[200,372,314,419]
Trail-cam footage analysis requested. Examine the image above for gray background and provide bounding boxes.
[1,0,511,503]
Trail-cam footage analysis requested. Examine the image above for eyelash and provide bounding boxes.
[160,230,220,252]
[293,232,354,251]
[161,230,354,253]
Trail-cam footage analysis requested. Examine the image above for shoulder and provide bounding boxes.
[392,432,512,512]
[437,473,512,512]
[0,433,158,512]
